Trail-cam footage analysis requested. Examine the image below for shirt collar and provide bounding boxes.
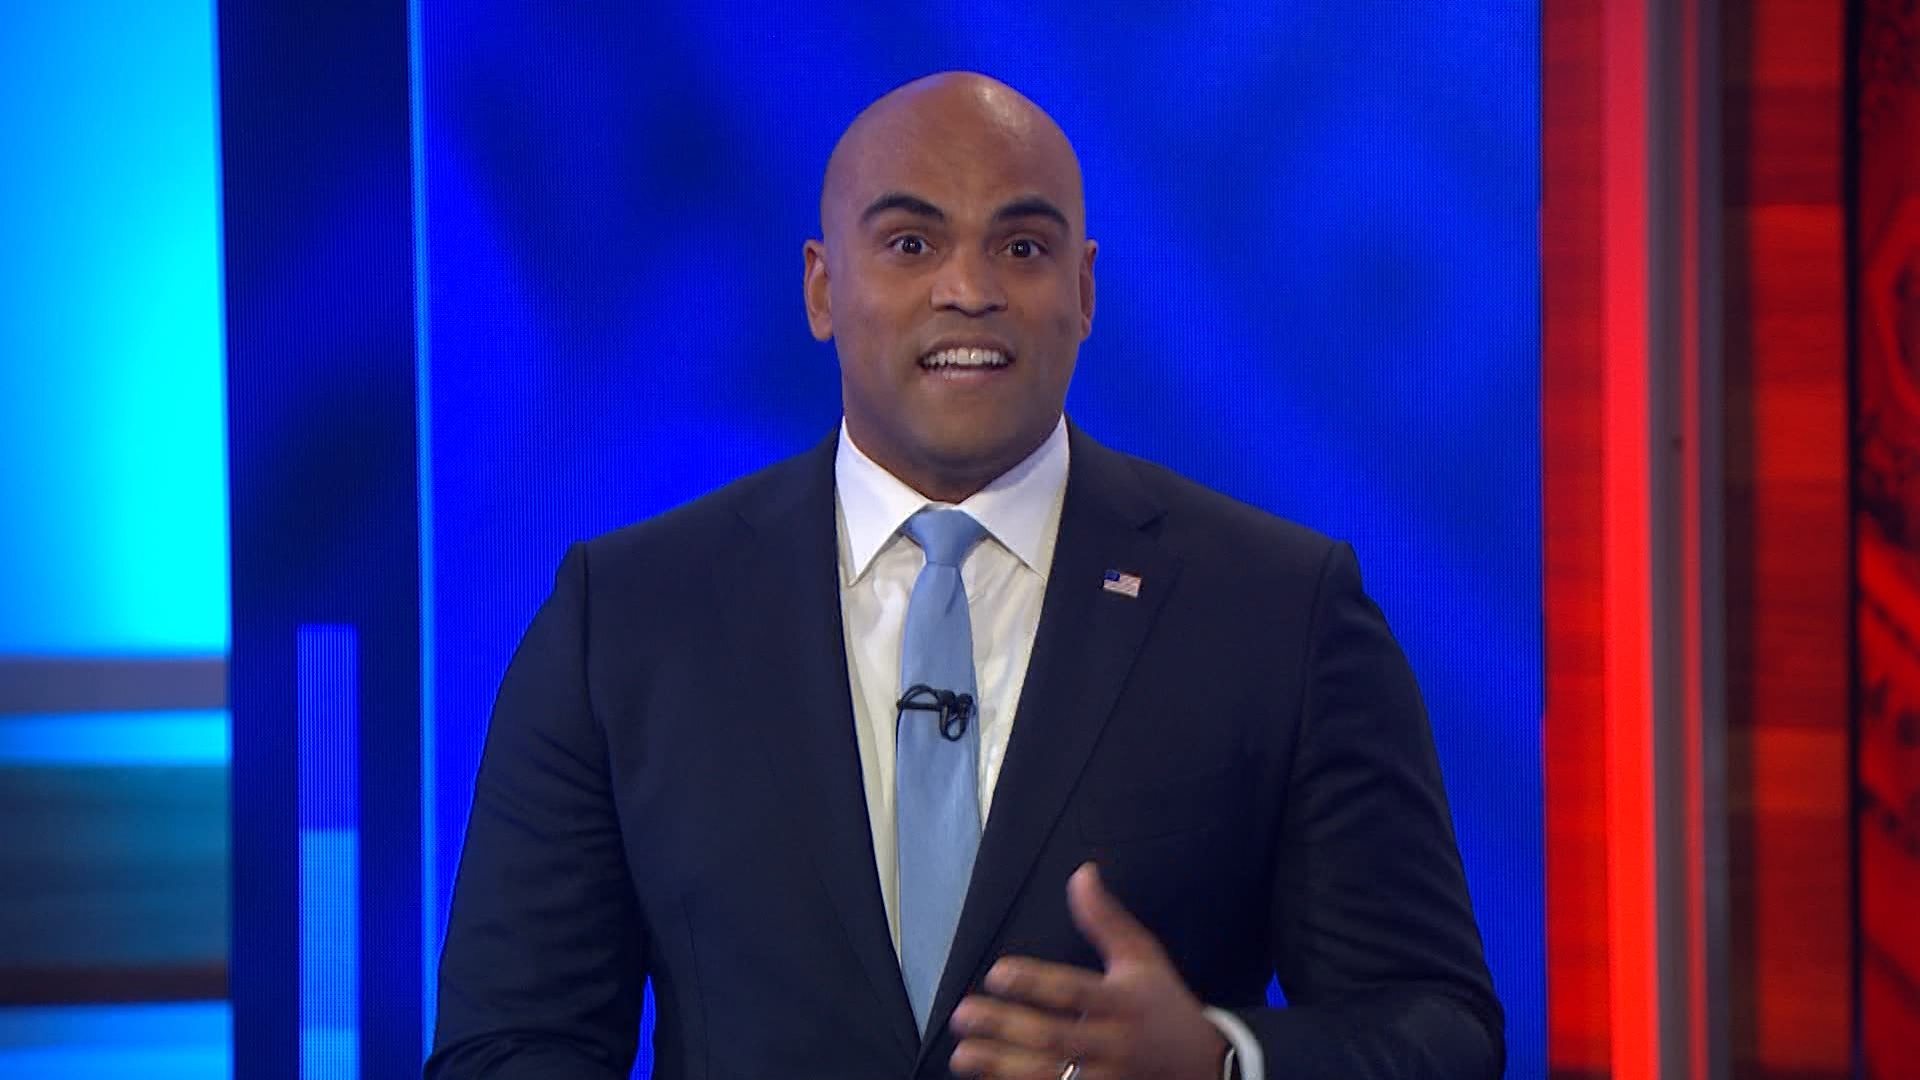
[835,416,1070,584]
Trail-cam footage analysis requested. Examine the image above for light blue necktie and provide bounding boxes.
[896,507,987,1033]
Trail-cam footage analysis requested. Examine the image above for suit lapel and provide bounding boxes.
[921,427,1182,1053]
[722,434,920,1060]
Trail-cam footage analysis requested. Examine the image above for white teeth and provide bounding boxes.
[922,347,1010,370]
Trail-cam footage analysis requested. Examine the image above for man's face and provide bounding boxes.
[804,85,1096,500]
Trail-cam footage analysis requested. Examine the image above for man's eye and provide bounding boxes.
[1007,238,1042,259]
[891,235,928,256]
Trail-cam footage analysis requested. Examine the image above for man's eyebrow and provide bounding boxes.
[859,192,946,225]
[992,196,1070,230]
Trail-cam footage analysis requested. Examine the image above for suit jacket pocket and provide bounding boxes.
[1073,764,1239,843]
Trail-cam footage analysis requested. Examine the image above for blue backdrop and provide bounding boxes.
[0,2,1542,1077]
[417,5,1543,1077]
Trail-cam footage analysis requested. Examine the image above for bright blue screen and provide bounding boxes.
[419,6,1543,1076]
[0,0,229,657]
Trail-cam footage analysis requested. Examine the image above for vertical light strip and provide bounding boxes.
[1603,0,1662,1077]
[298,625,360,1080]
[406,0,440,1049]
[1676,3,1723,1078]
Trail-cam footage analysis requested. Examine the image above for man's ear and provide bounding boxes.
[803,239,833,342]
[1078,239,1098,340]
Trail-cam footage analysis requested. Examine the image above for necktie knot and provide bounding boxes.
[904,508,985,569]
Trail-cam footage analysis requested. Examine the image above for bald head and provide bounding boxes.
[820,72,1085,241]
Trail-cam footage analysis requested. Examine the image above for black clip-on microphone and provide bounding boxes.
[895,683,974,742]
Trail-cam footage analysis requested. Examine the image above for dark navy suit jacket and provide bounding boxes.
[426,425,1503,1079]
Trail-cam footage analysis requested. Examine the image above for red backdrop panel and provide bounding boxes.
[1854,1,1920,1075]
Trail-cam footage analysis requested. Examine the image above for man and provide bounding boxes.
[428,73,1502,1080]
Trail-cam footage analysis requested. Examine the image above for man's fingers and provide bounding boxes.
[981,956,1108,1016]
[950,1037,1086,1080]
[1066,863,1160,967]
[949,995,1118,1059]
[949,995,1072,1058]
[949,1013,1129,1080]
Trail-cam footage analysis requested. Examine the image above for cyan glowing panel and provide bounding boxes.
[299,830,360,1080]
[298,627,359,1080]
[0,1002,230,1080]
[0,0,228,655]
[0,711,229,767]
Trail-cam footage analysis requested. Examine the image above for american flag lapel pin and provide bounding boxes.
[1102,569,1142,599]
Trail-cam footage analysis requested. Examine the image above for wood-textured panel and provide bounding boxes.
[1853,0,1920,1075]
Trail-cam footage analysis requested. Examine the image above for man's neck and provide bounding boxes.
[842,426,1059,506]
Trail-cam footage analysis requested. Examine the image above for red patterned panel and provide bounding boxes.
[1856,2,1920,1074]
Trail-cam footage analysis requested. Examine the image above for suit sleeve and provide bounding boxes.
[1234,542,1504,1080]
[426,544,649,1080]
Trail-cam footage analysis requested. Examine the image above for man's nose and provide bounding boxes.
[929,248,1006,316]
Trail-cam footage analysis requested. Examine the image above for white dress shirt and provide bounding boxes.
[836,417,1069,951]
[833,418,1265,1080]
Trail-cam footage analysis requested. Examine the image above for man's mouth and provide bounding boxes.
[919,346,1012,371]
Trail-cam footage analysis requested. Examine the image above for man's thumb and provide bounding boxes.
[1067,863,1155,966]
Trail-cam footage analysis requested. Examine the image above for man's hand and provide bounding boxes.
[948,863,1229,1080]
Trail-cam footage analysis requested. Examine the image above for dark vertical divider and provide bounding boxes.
[221,1,424,1076]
